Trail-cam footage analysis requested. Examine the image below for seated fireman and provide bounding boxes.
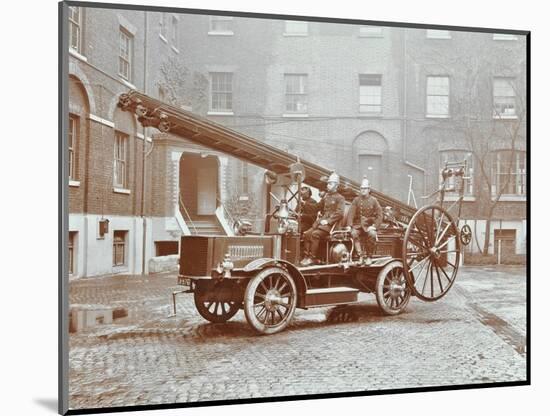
[346,176,382,266]
[299,186,320,233]
[301,173,345,266]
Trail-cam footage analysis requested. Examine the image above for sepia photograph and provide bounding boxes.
[60,1,528,413]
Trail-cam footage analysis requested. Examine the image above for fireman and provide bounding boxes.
[299,186,320,233]
[346,176,382,266]
[301,172,345,266]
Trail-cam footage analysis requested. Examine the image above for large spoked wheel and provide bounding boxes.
[375,260,411,315]
[403,205,461,302]
[244,267,297,335]
[194,281,241,323]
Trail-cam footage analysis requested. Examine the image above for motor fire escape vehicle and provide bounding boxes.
[118,91,473,335]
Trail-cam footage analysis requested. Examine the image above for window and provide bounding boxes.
[68,6,82,53]
[113,231,128,266]
[68,115,77,180]
[426,29,451,39]
[359,74,382,113]
[210,72,233,112]
[493,33,518,41]
[68,231,77,275]
[359,26,383,37]
[440,151,474,196]
[209,16,233,34]
[159,13,167,39]
[284,21,308,36]
[114,132,128,188]
[493,77,517,118]
[426,76,450,117]
[284,74,308,114]
[171,16,178,47]
[118,28,132,81]
[492,150,526,196]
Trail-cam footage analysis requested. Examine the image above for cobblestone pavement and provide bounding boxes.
[68,266,527,410]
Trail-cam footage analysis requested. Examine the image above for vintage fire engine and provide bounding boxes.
[118,91,472,335]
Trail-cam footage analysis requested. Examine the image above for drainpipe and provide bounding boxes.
[401,29,426,199]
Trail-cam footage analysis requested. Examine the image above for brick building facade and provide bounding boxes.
[66,7,527,278]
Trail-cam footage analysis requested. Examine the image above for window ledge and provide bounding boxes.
[493,115,518,120]
[207,111,234,116]
[113,187,131,195]
[426,36,452,40]
[358,34,383,38]
[159,33,168,43]
[69,180,81,187]
[282,113,309,118]
[171,45,180,54]
[358,112,383,118]
[444,196,476,202]
[493,195,526,202]
[283,33,308,37]
[426,114,450,119]
[120,78,136,90]
[69,49,87,62]
[208,31,234,36]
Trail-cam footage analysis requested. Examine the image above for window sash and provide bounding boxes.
[359,75,382,113]
[171,16,178,45]
[68,6,81,52]
[114,133,128,188]
[359,26,383,37]
[119,30,132,80]
[285,75,308,113]
[68,232,76,274]
[159,13,167,37]
[68,116,76,180]
[210,73,233,111]
[285,21,308,35]
[210,16,233,32]
[113,231,127,266]
[493,78,516,117]
[426,29,451,39]
[427,76,449,116]
[493,151,526,196]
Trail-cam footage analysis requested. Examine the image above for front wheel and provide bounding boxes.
[375,260,411,315]
[244,267,297,335]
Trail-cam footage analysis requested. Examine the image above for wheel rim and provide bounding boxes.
[381,265,410,311]
[201,299,238,318]
[252,272,295,328]
[403,205,460,302]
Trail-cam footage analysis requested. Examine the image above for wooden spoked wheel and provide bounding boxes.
[375,260,411,315]
[402,205,461,302]
[244,267,297,335]
[194,281,241,323]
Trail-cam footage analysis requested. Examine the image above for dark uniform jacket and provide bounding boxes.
[347,195,383,230]
[300,197,320,232]
[313,192,346,232]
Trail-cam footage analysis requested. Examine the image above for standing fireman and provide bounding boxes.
[301,173,345,266]
[346,177,382,266]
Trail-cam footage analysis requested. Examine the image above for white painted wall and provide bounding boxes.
[68,213,154,278]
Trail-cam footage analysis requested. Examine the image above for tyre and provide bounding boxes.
[244,267,297,335]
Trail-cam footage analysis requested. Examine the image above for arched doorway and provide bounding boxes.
[352,131,389,191]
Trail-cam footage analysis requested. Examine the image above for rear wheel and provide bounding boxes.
[194,281,241,323]
[375,260,411,315]
[244,267,297,335]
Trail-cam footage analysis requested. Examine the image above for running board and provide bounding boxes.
[304,287,359,308]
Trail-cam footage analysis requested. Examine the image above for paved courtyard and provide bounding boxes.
[68,266,527,411]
